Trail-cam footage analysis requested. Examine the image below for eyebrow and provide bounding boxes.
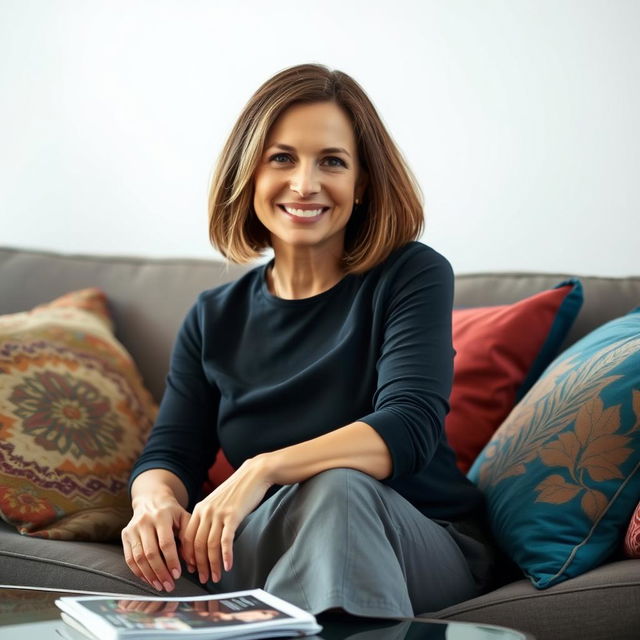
[266,143,352,158]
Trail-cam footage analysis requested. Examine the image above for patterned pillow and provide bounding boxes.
[0,289,156,541]
[624,502,640,557]
[468,307,640,588]
[447,280,583,472]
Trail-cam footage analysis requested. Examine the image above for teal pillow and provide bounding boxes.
[468,307,640,588]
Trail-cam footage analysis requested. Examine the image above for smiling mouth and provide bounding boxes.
[277,204,330,219]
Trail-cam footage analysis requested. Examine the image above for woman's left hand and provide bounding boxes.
[180,456,272,585]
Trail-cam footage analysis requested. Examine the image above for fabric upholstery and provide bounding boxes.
[0,520,205,596]
[430,559,640,640]
[0,248,248,403]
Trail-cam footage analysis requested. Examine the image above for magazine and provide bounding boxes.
[55,589,322,640]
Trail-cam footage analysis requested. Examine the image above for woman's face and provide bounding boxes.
[253,101,367,257]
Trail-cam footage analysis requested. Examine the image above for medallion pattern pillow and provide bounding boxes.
[0,288,157,541]
[468,307,640,588]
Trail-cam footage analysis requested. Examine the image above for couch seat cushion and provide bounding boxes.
[429,559,640,640]
[0,520,205,597]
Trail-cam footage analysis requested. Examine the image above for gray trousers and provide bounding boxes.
[194,468,491,618]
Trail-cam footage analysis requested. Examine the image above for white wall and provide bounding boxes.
[1,0,638,276]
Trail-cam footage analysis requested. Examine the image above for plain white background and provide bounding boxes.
[1,0,638,275]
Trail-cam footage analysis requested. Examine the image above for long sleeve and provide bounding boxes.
[128,300,221,509]
[358,249,455,479]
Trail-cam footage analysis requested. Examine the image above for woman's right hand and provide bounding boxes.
[121,491,191,592]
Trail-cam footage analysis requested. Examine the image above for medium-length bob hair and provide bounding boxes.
[208,63,424,274]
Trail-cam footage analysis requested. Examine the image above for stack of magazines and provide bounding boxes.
[55,589,322,640]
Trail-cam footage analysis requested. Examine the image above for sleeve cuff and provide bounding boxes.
[358,410,418,480]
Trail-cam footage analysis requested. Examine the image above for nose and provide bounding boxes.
[290,161,320,197]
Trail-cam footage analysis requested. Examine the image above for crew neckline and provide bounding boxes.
[259,259,352,306]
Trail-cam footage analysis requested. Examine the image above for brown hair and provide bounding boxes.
[208,63,424,273]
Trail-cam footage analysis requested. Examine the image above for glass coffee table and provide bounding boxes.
[0,586,534,639]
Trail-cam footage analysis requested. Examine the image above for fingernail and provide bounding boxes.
[199,573,206,584]
[187,564,196,573]
[153,581,162,591]
[163,581,174,592]
[171,568,180,580]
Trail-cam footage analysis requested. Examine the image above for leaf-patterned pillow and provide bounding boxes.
[0,289,157,541]
[468,307,640,588]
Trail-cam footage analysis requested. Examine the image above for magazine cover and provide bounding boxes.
[55,589,322,639]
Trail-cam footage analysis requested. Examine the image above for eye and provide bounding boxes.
[269,153,292,164]
[322,156,347,168]
[267,153,347,168]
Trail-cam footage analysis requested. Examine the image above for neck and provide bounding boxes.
[268,246,345,300]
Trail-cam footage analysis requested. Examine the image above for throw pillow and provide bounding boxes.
[0,288,157,541]
[624,502,640,557]
[468,307,640,588]
[203,450,235,495]
[447,280,583,472]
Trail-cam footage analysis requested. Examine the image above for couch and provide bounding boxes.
[0,245,638,640]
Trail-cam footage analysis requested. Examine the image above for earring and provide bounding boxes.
[355,198,360,205]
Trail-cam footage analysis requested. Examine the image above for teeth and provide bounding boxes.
[282,206,325,217]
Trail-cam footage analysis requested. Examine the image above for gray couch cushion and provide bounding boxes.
[429,558,640,640]
[0,521,207,596]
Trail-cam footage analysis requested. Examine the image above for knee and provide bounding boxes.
[299,468,381,506]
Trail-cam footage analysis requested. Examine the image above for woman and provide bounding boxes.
[123,63,494,618]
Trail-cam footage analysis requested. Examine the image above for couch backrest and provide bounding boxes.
[454,272,640,351]
[2,246,638,403]
[0,247,249,402]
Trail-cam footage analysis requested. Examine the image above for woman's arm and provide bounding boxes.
[124,300,221,592]
[180,420,391,586]
[122,469,191,592]
[260,420,392,483]
[130,468,189,509]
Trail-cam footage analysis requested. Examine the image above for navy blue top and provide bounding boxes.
[129,241,484,521]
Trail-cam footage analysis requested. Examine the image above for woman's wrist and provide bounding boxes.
[131,486,179,511]
[130,468,189,509]
[249,452,280,487]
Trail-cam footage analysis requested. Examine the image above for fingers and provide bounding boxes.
[123,535,164,592]
[195,519,221,584]
[122,535,158,590]
[178,511,196,574]
[220,521,235,573]
[179,514,197,576]
[122,519,182,592]
[182,510,238,585]
[157,525,183,583]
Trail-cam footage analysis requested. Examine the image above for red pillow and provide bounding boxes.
[203,450,235,495]
[624,502,640,558]
[446,281,583,472]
